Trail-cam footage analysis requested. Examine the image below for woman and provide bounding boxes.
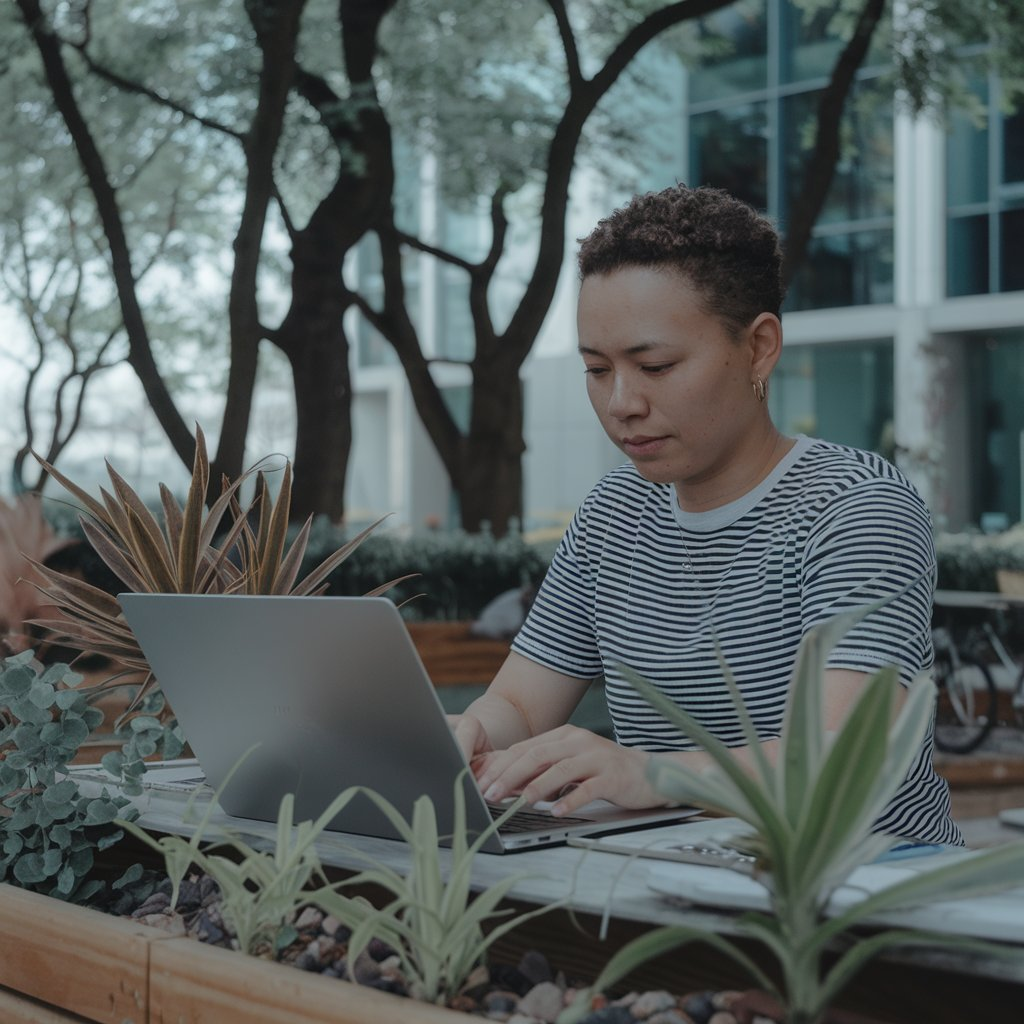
[452,184,961,846]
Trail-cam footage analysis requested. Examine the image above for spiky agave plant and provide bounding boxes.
[23,426,411,777]
[559,600,1024,1024]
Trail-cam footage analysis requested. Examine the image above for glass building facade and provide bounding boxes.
[349,0,1024,534]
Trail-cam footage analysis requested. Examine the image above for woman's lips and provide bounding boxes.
[622,435,668,457]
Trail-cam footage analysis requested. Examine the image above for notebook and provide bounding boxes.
[614,818,1024,944]
[117,593,697,853]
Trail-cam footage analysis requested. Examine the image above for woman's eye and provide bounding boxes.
[583,366,608,377]
[642,363,674,375]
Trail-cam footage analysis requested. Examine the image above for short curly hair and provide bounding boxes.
[577,185,784,335]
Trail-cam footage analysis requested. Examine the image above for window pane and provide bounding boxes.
[780,0,843,83]
[947,85,989,206]
[785,228,893,310]
[782,86,893,227]
[770,340,894,456]
[689,0,767,102]
[690,103,768,209]
[966,333,1024,527]
[1004,107,1024,185]
[1000,204,1024,292]
[947,213,989,297]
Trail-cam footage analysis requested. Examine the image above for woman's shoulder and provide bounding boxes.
[791,437,924,500]
[783,438,932,542]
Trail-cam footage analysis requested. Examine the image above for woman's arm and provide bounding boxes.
[449,650,593,762]
[469,666,902,816]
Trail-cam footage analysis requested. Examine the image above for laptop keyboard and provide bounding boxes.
[487,802,593,834]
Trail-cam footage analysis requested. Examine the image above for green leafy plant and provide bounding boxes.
[313,782,563,1004]
[120,759,562,1003]
[559,602,1024,1024]
[25,426,411,790]
[0,649,139,902]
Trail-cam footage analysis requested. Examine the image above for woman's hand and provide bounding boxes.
[471,724,670,816]
[447,712,494,768]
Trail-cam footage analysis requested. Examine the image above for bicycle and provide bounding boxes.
[931,624,999,755]
[971,618,1024,731]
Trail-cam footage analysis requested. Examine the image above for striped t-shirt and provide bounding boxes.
[513,436,962,845]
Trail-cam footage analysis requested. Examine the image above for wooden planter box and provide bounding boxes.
[0,883,466,1024]
[406,621,510,686]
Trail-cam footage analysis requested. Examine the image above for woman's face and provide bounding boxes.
[577,265,774,508]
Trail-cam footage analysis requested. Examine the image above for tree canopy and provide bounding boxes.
[2,0,1021,528]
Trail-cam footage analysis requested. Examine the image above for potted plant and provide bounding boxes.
[558,600,1024,1024]
[25,426,410,792]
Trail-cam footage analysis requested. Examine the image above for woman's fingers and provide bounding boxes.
[475,727,656,814]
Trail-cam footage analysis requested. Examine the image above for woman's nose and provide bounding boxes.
[607,374,647,419]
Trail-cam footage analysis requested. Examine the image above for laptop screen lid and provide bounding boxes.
[118,593,694,852]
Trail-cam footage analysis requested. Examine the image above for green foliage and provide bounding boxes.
[313,782,564,1004]
[0,650,138,902]
[559,601,1024,1024]
[121,757,561,1003]
[28,427,402,791]
[935,525,1024,592]
[304,519,550,621]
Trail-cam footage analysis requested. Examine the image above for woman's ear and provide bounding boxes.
[746,312,783,378]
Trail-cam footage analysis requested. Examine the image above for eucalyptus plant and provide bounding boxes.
[0,649,138,902]
[559,602,1024,1024]
[120,758,562,1004]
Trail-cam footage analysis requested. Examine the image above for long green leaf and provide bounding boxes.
[31,452,111,526]
[290,514,394,596]
[623,666,793,860]
[78,518,149,591]
[176,441,208,591]
[819,842,1024,945]
[791,669,896,886]
[272,517,313,595]
[779,598,889,823]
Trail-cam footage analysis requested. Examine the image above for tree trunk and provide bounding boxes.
[458,360,525,535]
[286,326,352,523]
[276,230,354,522]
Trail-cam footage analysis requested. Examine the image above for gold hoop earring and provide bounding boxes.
[752,376,767,403]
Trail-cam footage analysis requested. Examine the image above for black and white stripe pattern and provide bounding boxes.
[513,436,962,845]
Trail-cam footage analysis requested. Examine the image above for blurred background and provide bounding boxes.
[1,0,1021,546]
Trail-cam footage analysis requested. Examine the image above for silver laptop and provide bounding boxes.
[118,593,696,852]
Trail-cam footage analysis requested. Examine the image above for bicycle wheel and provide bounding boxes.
[933,653,998,755]
[1012,666,1024,731]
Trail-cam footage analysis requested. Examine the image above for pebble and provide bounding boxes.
[137,911,186,936]
[578,1006,634,1024]
[194,910,226,946]
[517,981,564,1022]
[631,990,677,1018]
[294,905,323,932]
[712,992,742,1011]
[483,990,521,1020]
[490,962,535,996]
[708,1013,737,1024]
[132,891,170,917]
[349,949,381,984]
[647,1011,694,1024]
[518,949,554,986]
[174,878,202,912]
[681,992,716,1024]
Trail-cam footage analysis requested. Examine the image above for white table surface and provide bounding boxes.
[69,761,1024,987]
